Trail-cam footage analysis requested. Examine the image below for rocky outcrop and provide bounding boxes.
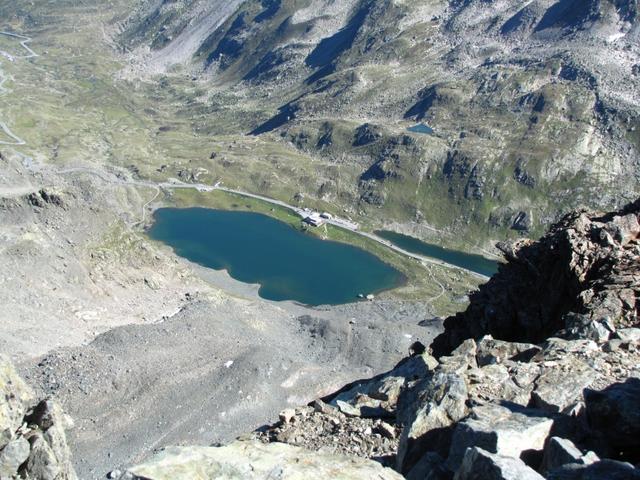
[541,437,599,474]
[432,199,640,355]
[25,190,65,210]
[117,441,404,480]
[0,356,77,480]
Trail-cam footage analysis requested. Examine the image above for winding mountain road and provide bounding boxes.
[0,31,38,59]
[0,31,37,145]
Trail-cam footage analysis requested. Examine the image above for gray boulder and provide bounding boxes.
[541,437,598,473]
[439,340,477,374]
[604,212,640,246]
[476,335,541,366]
[564,313,615,343]
[454,447,544,480]
[447,404,553,470]
[584,378,640,462]
[466,364,532,406]
[29,399,73,431]
[546,459,640,479]
[121,441,405,479]
[26,433,61,480]
[532,359,599,413]
[615,328,640,344]
[330,353,436,417]
[507,360,542,391]
[396,372,469,473]
[0,436,30,477]
[540,339,599,359]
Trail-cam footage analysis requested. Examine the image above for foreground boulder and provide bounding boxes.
[454,447,544,480]
[0,356,77,480]
[396,372,468,472]
[541,437,599,474]
[446,404,554,470]
[530,339,602,414]
[118,441,404,480]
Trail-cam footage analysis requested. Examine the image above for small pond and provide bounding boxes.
[407,123,434,134]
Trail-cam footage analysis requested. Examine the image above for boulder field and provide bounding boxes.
[2,198,639,479]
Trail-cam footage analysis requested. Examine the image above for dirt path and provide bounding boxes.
[0,121,26,145]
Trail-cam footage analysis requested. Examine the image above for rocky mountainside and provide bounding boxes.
[109,198,640,479]
[118,0,640,245]
[432,197,640,353]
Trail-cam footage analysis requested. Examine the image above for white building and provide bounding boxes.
[303,214,325,227]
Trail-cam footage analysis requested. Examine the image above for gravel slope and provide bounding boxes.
[20,289,438,479]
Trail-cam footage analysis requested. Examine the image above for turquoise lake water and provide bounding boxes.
[375,230,500,277]
[147,208,405,306]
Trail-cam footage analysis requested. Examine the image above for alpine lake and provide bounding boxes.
[147,208,405,306]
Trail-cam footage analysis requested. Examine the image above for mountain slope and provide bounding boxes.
[118,0,640,248]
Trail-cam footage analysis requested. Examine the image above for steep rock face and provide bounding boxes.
[120,0,245,71]
[0,356,77,480]
[431,199,640,356]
